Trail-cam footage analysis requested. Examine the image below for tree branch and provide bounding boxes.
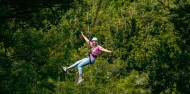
[157,0,170,10]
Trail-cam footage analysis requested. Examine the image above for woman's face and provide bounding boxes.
[92,41,98,46]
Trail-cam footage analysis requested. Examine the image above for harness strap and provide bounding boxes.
[91,53,97,58]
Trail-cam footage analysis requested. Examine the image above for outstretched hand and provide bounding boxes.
[110,51,115,55]
[107,51,114,64]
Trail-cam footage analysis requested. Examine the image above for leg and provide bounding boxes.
[77,58,95,84]
[77,58,91,76]
[67,58,86,70]
[77,58,91,84]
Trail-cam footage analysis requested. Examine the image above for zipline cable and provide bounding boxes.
[87,12,91,64]
[87,12,94,92]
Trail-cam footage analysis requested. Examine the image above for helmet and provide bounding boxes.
[92,37,98,41]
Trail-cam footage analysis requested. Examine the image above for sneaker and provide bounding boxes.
[77,78,84,84]
[62,66,67,72]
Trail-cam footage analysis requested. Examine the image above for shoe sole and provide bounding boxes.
[77,79,84,84]
[61,66,66,72]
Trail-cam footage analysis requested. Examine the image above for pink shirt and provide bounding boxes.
[87,40,106,60]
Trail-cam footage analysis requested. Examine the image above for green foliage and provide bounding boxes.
[0,0,190,93]
[112,70,149,94]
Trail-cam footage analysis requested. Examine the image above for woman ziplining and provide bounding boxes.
[62,31,114,84]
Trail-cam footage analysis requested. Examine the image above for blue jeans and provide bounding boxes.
[68,57,95,74]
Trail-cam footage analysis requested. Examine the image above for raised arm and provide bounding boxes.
[81,31,92,46]
[81,31,89,42]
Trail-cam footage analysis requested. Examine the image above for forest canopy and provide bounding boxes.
[0,0,190,93]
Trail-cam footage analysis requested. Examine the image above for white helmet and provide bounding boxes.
[92,37,98,41]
